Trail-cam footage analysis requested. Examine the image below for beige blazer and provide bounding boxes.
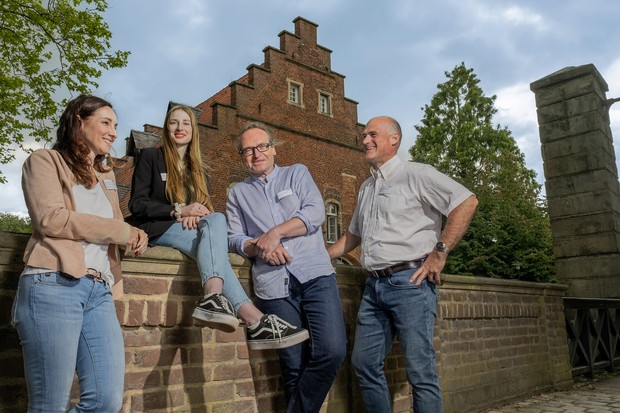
[21,149,131,297]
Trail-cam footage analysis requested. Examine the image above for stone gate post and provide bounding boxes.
[531,64,620,298]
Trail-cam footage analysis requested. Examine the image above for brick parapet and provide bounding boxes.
[0,231,573,412]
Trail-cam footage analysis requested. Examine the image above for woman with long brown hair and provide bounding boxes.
[12,94,148,412]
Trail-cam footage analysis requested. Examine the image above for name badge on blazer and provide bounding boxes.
[103,179,117,190]
[276,188,293,201]
[160,173,167,181]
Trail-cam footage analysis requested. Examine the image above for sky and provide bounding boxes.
[4,0,620,216]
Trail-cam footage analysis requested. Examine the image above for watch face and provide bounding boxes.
[435,242,447,252]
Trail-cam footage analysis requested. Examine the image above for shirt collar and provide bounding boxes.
[249,164,280,184]
[370,155,401,180]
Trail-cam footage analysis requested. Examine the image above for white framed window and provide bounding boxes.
[326,203,339,243]
[318,92,332,116]
[288,80,303,106]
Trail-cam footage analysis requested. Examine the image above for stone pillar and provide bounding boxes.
[530,64,620,298]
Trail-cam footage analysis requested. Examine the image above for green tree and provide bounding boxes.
[0,0,129,183]
[410,62,555,282]
[0,212,31,233]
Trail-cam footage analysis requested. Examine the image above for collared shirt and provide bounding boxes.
[349,156,474,271]
[226,164,334,299]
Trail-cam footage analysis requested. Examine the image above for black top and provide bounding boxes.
[127,147,175,241]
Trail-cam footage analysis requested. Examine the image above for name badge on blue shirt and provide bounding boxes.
[276,188,293,201]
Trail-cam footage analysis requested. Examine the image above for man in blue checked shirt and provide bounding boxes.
[226,121,346,413]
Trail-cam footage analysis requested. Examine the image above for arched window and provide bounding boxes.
[326,203,339,244]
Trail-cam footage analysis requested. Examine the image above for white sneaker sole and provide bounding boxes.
[192,308,239,333]
[247,329,310,350]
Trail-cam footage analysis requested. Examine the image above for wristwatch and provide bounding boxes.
[435,241,449,254]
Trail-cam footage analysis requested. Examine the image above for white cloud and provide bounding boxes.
[1,148,31,215]
[468,2,546,31]
[494,82,537,132]
[172,0,211,29]
[494,82,543,181]
[501,6,545,29]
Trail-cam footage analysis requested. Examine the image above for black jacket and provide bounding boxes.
[127,147,176,241]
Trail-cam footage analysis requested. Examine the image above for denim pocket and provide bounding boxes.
[34,272,79,287]
[387,271,422,289]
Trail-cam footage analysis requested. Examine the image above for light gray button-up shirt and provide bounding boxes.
[349,156,474,271]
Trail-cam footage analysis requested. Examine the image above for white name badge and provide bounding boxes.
[277,188,293,201]
[103,179,117,190]
[378,185,392,195]
[160,173,167,181]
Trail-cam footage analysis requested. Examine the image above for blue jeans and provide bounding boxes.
[256,274,347,413]
[11,272,125,413]
[351,269,442,413]
[155,213,250,311]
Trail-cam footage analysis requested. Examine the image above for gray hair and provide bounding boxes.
[236,121,280,152]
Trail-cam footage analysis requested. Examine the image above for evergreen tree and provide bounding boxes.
[410,63,555,281]
[0,0,129,183]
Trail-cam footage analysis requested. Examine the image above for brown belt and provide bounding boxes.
[368,257,427,278]
[86,268,105,282]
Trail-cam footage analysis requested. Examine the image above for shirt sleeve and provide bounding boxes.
[226,186,253,257]
[290,165,325,233]
[417,164,474,215]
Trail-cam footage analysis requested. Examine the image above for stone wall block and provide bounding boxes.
[550,212,620,238]
[538,111,608,143]
[552,232,620,257]
[555,254,620,280]
[530,64,608,108]
[544,169,620,197]
[541,131,614,161]
[547,189,620,218]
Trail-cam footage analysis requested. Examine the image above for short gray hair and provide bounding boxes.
[236,121,279,152]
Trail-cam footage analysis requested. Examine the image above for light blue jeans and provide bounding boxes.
[155,212,250,311]
[351,268,442,413]
[11,272,125,413]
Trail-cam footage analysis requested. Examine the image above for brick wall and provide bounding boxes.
[0,231,572,412]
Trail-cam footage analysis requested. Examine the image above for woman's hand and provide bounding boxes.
[181,202,211,217]
[127,226,148,256]
[179,215,201,230]
[175,202,210,230]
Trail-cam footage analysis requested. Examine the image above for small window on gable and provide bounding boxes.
[288,80,303,106]
[318,92,332,116]
[326,202,340,244]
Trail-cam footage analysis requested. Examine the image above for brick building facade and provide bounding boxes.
[115,16,369,264]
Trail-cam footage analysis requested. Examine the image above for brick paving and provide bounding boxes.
[481,373,620,412]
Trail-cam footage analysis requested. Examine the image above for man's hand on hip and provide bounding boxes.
[410,250,447,285]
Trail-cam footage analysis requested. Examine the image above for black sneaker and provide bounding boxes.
[246,314,310,350]
[192,293,239,333]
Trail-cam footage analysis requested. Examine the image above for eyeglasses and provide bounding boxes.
[239,142,272,156]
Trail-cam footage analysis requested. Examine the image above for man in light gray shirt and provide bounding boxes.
[328,116,478,413]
